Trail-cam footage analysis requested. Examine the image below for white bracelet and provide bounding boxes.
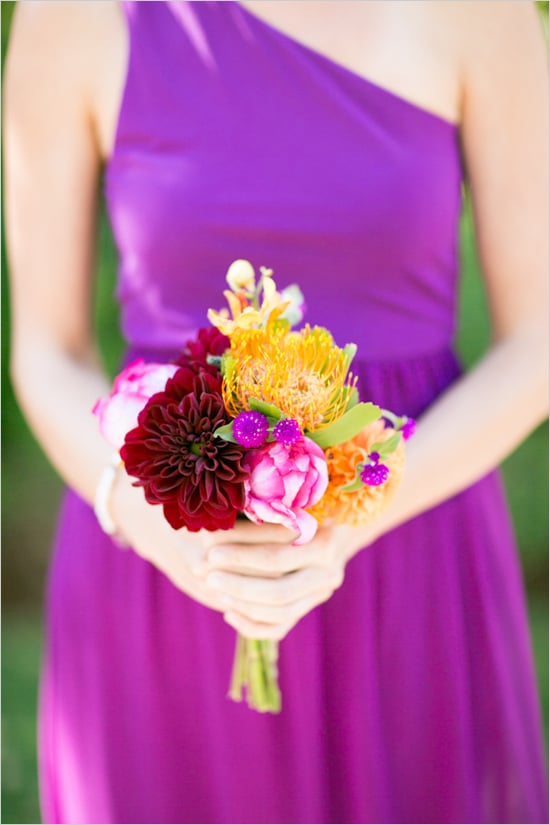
[94,453,125,542]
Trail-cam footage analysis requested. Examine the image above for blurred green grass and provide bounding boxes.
[2,613,44,825]
[2,2,548,823]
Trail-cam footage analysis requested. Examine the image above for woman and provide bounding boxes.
[4,1,548,822]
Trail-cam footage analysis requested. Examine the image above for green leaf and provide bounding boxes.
[329,385,357,418]
[342,343,357,371]
[308,403,381,448]
[340,459,366,492]
[213,422,238,443]
[271,318,291,334]
[221,353,236,379]
[344,386,359,411]
[370,431,402,457]
[249,397,285,420]
[341,475,365,493]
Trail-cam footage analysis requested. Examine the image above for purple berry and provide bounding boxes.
[273,418,302,447]
[401,418,416,441]
[233,411,269,448]
[360,462,390,487]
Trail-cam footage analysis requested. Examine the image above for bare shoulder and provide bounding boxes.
[6,0,120,74]
[441,0,545,50]
[436,2,546,111]
[5,1,125,158]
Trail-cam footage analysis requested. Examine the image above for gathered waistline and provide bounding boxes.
[122,342,460,369]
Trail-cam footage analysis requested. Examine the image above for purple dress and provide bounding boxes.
[38,3,547,823]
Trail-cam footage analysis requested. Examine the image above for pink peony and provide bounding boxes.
[243,437,328,545]
[93,359,178,451]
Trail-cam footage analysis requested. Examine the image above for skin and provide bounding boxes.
[4,1,548,641]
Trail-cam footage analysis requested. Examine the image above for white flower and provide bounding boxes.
[226,259,256,293]
[280,284,306,327]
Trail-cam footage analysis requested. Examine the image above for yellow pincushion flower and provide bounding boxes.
[222,322,357,433]
[308,420,405,527]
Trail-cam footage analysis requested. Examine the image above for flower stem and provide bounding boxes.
[261,639,281,712]
[228,633,247,701]
[228,633,282,713]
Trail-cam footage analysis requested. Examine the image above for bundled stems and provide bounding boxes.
[229,634,282,713]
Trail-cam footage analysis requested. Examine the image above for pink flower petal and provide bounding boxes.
[96,392,147,450]
[294,453,310,473]
[291,509,319,546]
[295,466,328,509]
[140,364,178,395]
[293,477,315,509]
[112,359,146,393]
[244,497,291,525]
[249,459,284,499]
[96,362,178,450]
[270,442,292,473]
[281,470,305,507]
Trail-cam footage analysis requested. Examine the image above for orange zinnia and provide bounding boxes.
[308,420,405,527]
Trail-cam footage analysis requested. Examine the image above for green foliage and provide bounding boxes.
[370,431,402,458]
[248,397,285,420]
[309,402,381,448]
[213,421,239,443]
[1,613,43,824]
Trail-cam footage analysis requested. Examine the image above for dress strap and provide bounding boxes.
[109,1,222,167]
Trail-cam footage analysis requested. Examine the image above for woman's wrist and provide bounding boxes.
[94,453,123,535]
[100,459,135,548]
[335,520,383,565]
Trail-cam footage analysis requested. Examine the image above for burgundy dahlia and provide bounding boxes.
[174,327,230,375]
[120,367,247,531]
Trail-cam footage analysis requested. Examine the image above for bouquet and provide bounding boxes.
[94,260,415,713]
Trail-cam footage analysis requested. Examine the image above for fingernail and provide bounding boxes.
[206,572,224,589]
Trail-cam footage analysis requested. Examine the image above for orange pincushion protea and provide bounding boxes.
[308,420,405,527]
[222,322,357,433]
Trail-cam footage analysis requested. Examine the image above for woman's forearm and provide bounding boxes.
[11,339,115,506]
[364,325,548,542]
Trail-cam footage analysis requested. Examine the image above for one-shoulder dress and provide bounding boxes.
[38,3,548,823]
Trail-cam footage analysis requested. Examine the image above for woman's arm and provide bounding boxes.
[4,1,284,614]
[208,1,549,640]
[373,0,548,532]
[5,1,112,503]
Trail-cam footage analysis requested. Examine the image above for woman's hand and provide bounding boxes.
[204,520,373,640]
[113,468,373,638]
[109,469,229,613]
[110,469,319,623]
